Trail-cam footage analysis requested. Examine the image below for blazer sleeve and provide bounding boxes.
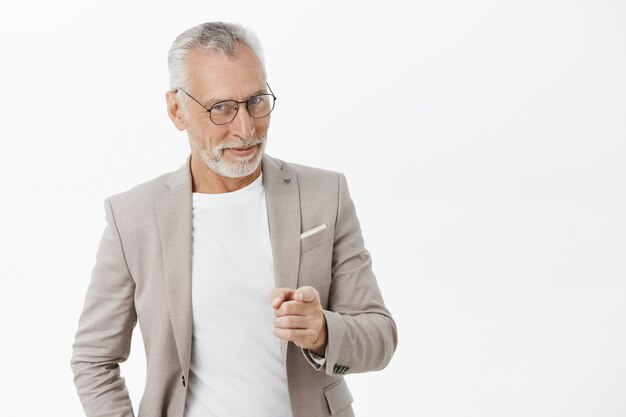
[71,198,137,417]
[304,173,398,376]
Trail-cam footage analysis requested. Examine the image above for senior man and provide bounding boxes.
[71,22,397,417]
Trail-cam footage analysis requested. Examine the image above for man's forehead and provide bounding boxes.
[186,45,266,99]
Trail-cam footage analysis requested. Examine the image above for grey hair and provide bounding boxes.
[167,21,266,94]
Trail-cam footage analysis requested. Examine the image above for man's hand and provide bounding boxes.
[270,286,327,356]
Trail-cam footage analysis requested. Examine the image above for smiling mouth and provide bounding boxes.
[225,144,259,158]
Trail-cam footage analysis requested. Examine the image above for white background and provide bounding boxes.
[1,1,625,416]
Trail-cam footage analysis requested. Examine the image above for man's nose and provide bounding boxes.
[230,104,255,138]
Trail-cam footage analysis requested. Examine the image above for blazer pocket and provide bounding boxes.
[300,226,332,253]
[324,378,354,415]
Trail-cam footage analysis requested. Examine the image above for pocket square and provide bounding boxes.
[300,224,327,239]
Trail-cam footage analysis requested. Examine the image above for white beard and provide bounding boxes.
[190,136,266,178]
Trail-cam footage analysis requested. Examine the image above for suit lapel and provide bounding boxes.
[262,155,302,360]
[154,157,193,377]
[263,154,301,290]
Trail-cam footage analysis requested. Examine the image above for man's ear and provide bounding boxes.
[166,91,187,131]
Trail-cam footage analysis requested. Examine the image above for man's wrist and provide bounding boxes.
[309,316,328,357]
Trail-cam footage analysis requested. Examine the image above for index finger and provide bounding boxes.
[270,288,296,308]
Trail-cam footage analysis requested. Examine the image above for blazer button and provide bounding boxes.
[284,177,291,183]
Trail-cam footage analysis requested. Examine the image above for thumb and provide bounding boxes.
[294,286,319,303]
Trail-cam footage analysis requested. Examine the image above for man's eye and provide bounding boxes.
[248,96,265,106]
[211,102,234,113]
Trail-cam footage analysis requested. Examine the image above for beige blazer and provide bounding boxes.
[71,154,397,417]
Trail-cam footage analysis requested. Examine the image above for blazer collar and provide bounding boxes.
[154,155,193,376]
[261,153,301,290]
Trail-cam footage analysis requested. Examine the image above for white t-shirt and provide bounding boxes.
[184,174,293,417]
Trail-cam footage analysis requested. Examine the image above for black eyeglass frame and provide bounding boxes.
[175,83,277,125]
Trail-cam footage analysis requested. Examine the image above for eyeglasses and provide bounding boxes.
[176,84,277,125]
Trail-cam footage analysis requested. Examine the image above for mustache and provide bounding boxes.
[215,137,265,151]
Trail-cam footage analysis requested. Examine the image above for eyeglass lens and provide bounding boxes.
[210,94,275,125]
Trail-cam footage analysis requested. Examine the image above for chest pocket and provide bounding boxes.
[300,226,333,253]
